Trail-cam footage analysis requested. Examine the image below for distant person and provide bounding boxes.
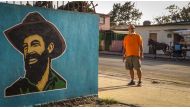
[179,39,187,49]
[123,24,143,86]
[180,39,187,57]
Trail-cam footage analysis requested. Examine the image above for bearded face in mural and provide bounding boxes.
[4,12,67,97]
[24,34,52,85]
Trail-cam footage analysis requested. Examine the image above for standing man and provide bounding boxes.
[123,24,143,86]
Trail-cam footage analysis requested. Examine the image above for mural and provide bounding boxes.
[4,12,67,97]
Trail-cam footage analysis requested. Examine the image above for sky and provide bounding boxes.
[94,1,190,25]
[1,0,189,25]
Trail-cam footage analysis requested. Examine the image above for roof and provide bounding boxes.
[96,13,110,16]
[138,21,190,27]
[173,30,190,37]
[112,30,128,34]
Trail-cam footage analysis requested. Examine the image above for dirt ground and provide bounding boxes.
[37,96,132,107]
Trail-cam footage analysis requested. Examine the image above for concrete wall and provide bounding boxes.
[110,40,123,52]
[0,3,99,106]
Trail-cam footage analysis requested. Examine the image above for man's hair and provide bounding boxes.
[23,30,56,59]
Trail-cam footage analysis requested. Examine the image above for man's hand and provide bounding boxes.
[140,55,144,60]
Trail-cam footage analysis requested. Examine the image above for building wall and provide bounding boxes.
[110,40,123,52]
[99,15,110,30]
[0,3,99,106]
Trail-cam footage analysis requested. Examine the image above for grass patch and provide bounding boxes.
[36,96,130,107]
[97,98,119,105]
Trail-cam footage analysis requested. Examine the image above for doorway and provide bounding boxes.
[149,33,157,54]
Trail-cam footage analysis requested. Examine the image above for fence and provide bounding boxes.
[1,1,66,9]
[0,1,97,12]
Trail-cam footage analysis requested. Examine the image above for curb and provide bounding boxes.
[99,52,190,61]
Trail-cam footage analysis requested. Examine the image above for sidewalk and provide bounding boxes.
[98,73,190,107]
[99,51,190,60]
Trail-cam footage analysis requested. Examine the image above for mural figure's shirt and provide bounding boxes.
[5,69,66,96]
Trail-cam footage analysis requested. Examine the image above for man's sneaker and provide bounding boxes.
[137,81,142,87]
[127,80,135,86]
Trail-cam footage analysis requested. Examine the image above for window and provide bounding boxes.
[149,33,157,41]
[167,34,172,38]
[100,16,105,24]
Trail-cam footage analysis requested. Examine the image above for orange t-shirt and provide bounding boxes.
[123,33,143,57]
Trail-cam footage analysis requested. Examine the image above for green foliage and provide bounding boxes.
[97,98,119,105]
[115,34,125,40]
[104,32,112,51]
[154,2,190,24]
[180,3,190,22]
[99,32,103,50]
[105,32,126,41]
[110,2,142,26]
[57,1,97,13]
[154,15,171,24]
[99,32,103,43]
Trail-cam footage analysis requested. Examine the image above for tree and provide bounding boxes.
[166,4,181,22]
[34,1,53,8]
[154,16,171,24]
[154,2,190,24]
[180,3,190,22]
[26,1,32,6]
[110,2,142,26]
[58,1,98,13]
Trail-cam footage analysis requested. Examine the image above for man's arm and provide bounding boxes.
[122,46,126,62]
[123,36,126,62]
[139,35,143,60]
[140,44,143,60]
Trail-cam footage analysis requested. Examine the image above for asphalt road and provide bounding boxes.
[99,55,190,87]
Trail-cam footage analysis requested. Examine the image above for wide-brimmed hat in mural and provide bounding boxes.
[4,12,66,58]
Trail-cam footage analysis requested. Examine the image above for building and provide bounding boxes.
[111,22,190,56]
[98,13,110,31]
[97,13,111,51]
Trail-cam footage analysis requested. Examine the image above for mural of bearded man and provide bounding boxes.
[4,12,67,97]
